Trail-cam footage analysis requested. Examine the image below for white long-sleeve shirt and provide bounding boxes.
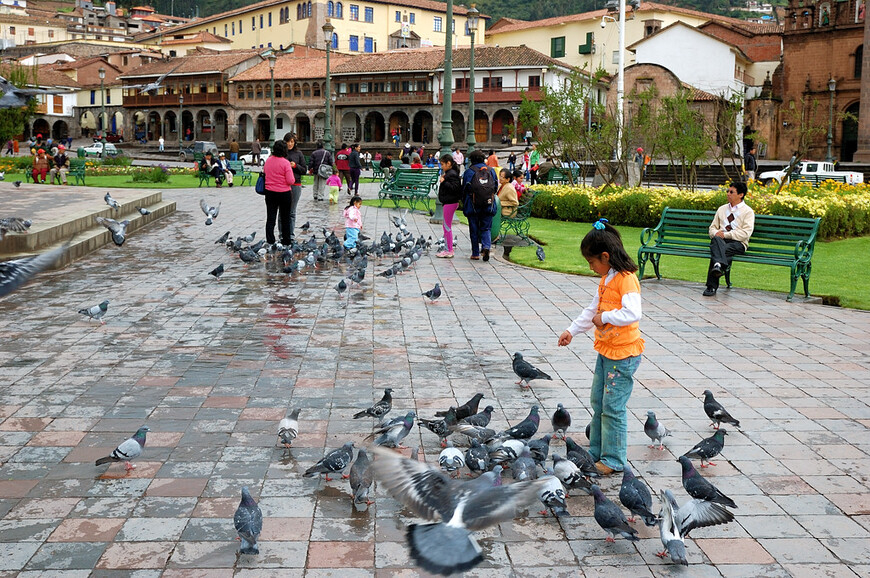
[566,269,642,336]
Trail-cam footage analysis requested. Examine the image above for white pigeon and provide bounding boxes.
[200,199,220,226]
[438,441,465,477]
[656,488,735,565]
[104,192,121,211]
[277,408,300,448]
[78,300,110,324]
[95,426,149,470]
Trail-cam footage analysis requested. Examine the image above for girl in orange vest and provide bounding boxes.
[558,219,644,476]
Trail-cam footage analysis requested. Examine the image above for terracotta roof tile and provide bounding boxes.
[230,53,351,81]
[118,50,260,80]
[160,31,232,45]
[0,65,81,89]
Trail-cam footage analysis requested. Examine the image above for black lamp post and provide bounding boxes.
[98,66,106,159]
[826,78,836,163]
[465,4,479,153]
[323,19,335,153]
[178,94,183,151]
[269,53,277,142]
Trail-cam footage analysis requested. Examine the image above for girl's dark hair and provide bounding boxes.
[346,195,362,209]
[580,220,638,273]
[499,168,512,180]
[439,153,455,167]
[272,140,288,157]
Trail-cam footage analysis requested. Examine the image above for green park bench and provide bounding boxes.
[495,189,538,244]
[542,166,580,184]
[373,159,401,182]
[69,158,86,185]
[637,207,821,301]
[227,160,252,186]
[377,168,439,213]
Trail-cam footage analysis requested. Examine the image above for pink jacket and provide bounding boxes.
[344,205,362,229]
[263,155,295,192]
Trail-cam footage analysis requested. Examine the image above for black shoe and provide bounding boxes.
[482,249,490,262]
[712,263,724,278]
[702,287,717,297]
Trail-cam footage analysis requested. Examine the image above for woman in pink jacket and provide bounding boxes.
[263,140,296,246]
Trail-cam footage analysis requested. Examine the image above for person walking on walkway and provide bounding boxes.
[744,147,757,181]
[343,195,363,249]
[158,136,164,152]
[436,153,462,258]
[348,143,362,196]
[251,138,262,166]
[309,141,332,201]
[335,143,351,194]
[558,219,644,476]
[703,181,755,297]
[461,150,498,262]
[263,139,295,247]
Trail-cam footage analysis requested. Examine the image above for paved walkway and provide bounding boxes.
[0,183,869,577]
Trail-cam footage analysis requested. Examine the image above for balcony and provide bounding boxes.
[450,86,542,104]
[335,91,432,106]
[123,92,228,108]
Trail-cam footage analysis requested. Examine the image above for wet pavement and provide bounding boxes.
[1,182,869,577]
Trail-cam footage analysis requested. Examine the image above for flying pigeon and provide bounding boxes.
[303,442,355,481]
[0,243,65,299]
[277,408,300,448]
[209,264,225,279]
[678,456,737,508]
[422,283,441,302]
[78,299,110,324]
[353,388,393,420]
[657,487,734,565]
[464,439,490,474]
[349,448,374,510]
[682,429,727,468]
[135,206,151,215]
[619,465,658,526]
[439,441,465,477]
[498,405,540,440]
[233,486,263,555]
[551,404,571,440]
[370,446,544,576]
[12,180,21,187]
[511,352,553,388]
[95,426,149,470]
[461,405,493,428]
[591,484,640,542]
[536,244,546,261]
[565,437,599,478]
[123,60,185,96]
[95,216,129,246]
[104,192,120,211]
[436,393,483,421]
[537,474,568,516]
[703,390,740,429]
[0,74,60,109]
[644,410,671,450]
[200,199,220,226]
[369,411,416,448]
[215,231,231,245]
[0,216,30,241]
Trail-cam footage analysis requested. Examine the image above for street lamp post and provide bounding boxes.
[826,78,837,163]
[98,67,106,160]
[465,5,479,154]
[322,19,335,153]
[432,0,455,223]
[178,94,183,152]
[268,53,277,142]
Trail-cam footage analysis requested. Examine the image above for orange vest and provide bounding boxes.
[594,271,645,360]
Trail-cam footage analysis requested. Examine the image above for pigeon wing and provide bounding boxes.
[111,437,143,461]
[0,244,65,298]
[461,480,539,531]
[675,497,735,535]
[200,198,211,216]
[234,504,263,539]
[370,446,456,521]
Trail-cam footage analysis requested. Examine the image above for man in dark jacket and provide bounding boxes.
[461,150,498,262]
[348,143,362,196]
[744,147,757,181]
[282,133,307,243]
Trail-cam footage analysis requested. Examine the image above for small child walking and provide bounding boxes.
[343,195,363,249]
[558,219,644,476]
[326,170,342,205]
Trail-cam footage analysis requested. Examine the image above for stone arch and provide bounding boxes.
[364,111,385,142]
[841,101,859,161]
[181,110,195,141]
[238,113,254,141]
[32,118,50,140]
[276,112,292,136]
[197,109,213,138]
[451,110,465,142]
[492,109,514,140]
[112,111,124,135]
[256,113,270,141]
[51,120,69,141]
[297,112,311,142]
[411,111,433,143]
[147,110,161,140]
[164,110,178,142]
[340,111,361,143]
[388,111,409,143]
[80,111,96,137]
[214,109,229,142]
[474,110,489,142]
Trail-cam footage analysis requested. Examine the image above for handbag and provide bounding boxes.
[255,172,266,195]
[317,163,332,179]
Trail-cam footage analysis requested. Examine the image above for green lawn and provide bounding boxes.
[6,172,380,189]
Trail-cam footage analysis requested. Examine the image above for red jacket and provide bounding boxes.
[335,147,351,171]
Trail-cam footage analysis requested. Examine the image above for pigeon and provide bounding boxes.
[104,192,120,211]
[536,244,546,261]
[703,390,740,429]
[95,426,149,470]
[537,474,568,516]
[551,404,571,440]
[464,439,490,474]
[303,442,355,481]
[657,488,734,565]
[95,216,129,246]
[78,299,110,325]
[335,278,348,297]
[678,456,737,508]
[439,441,465,477]
[0,170,4,180]
[644,410,671,450]
[122,61,185,96]
[215,231,231,244]
[511,447,538,482]
[200,199,220,226]
[461,405,493,428]
[422,283,441,302]
[526,434,552,466]
[436,393,483,421]
[0,243,65,299]
[451,423,496,445]
[370,446,544,576]
[681,429,727,468]
[277,408,300,448]
[418,416,450,447]
[370,411,416,448]
[511,352,553,388]
[487,438,527,464]
[234,486,263,555]
[135,206,151,215]
[591,484,639,542]
[498,405,540,440]
[353,388,393,420]
[240,231,256,243]
[209,264,225,279]
[300,221,310,232]
[0,216,30,241]
[349,448,374,509]
[619,465,658,526]
[239,248,259,264]
[564,437,599,477]
[12,180,21,187]
[551,454,592,493]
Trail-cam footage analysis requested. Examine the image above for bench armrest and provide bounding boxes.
[639,226,662,247]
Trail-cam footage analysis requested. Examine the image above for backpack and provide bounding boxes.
[469,166,497,211]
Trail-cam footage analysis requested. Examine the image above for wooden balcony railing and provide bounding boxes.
[335,91,432,105]
[122,92,228,107]
[450,86,542,103]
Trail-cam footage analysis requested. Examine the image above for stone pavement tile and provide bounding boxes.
[752,476,817,495]
[261,517,312,541]
[580,564,653,577]
[695,538,775,564]
[0,542,41,570]
[803,476,869,495]
[716,564,792,577]
[771,494,842,516]
[234,541,308,569]
[163,570,234,578]
[116,517,188,541]
[505,540,578,566]
[47,518,124,542]
[308,541,373,568]
[310,516,373,541]
[96,541,176,569]
[0,479,38,498]
[166,541,239,568]
[235,571,304,578]
[567,538,650,566]
[0,518,60,542]
[25,541,108,570]
[69,497,138,518]
[145,478,209,497]
[738,515,812,538]
[781,563,863,578]
[756,537,839,564]
[27,431,87,446]
[179,518,231,541]
[0,418,53,431]
[191,498,237,518]
[794,514,868,538]
[7,498,79,519]
[820,538,870,564]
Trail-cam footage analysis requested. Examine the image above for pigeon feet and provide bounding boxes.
[341,474,351,479]
[325,475,334,481]
[627,516,637,523]
[655,550,668,559]
[658,444,666,451]
[605,536,616,543]
[700,461,717,468]
[538,509,549,516]
[124,462,135,471]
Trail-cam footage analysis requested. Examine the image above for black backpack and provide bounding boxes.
[469,166,497,210]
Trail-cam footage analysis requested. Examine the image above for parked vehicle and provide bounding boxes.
[240,147,272,166]
[93,132,124,143]
[81,142,121,157]
[178,140,219,162]
[758,160,864,185]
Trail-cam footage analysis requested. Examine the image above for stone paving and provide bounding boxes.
[0,181,869,577]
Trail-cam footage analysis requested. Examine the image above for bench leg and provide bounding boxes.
[651,254,662,280]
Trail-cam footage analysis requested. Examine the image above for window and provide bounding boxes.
[276,117,283,130]
[303,83,311,97]
[550,36,565,58]
[612,50,619,64]
[225,24,228,36]
[260,15,264,28]
[348,82,359,93]
[268,12,272,26]
[349,34,359,51]
[313,83,321,96]
[857,45,864,78]
[350,5,358,20]
[364,36,374,52]
[238,86,245,99]
[483,77,502,90]
[123,55,128,66]
[105,91,110,104]
[332,32,338,49]
[336,2,343,18]
[297,4,302,19]
[455,78,468,90]
[328,1,334,17]
[396,10,401,21]
[256,85,263,99]
[528,75,541,88]
[232,22,235,35]
[239,19,243,31]
[247,86,254,99]
[284,83,291,97]
[365,7,373,22]
[252,16,256,30]
[433,16,442,31]
[90,90,95,105]
[8,26,14,34]
[293,83,301,97]
[307,1,311,17]
[409,12,415,24]
[28,27,34,36]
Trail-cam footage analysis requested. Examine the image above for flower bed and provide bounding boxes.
[0,157,197,178]
[529,180,870,239]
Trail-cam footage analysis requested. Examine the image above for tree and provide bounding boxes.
[652,89,713,190]
[0,64,39,144]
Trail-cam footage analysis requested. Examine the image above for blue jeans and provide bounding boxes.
[230,152,238,161]
[589,353,641,471]
[467,212,493,257]
[345,227,359,249]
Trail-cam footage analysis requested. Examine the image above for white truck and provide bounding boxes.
[758,160,863,185]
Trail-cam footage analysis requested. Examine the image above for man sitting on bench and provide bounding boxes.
[703,181,755,297]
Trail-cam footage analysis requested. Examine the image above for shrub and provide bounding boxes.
[131,166,170,183]
[100,155,133,166]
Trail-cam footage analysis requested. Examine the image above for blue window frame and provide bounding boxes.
[409,13,415,24]
[268,12,271,26]
[328,1,334,16]
[252,16,256,30]
[364,36,373,52]
[332,32,338,49]
[365,7,373,22]
[90,90,95,105]
[395,10,400,21]
[307,1,312,17]
[335,2,342,18]
[260,15,263,28]
[224,24,227,36]
[349,34,358,51]
[350,4,358,20]
[231,22,235,35]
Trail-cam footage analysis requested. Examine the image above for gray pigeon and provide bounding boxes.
[135,206,151,216]
[487,439,527,464]
[209,264,225,279]
[537,474,568,516]
[439,441,465,477]
[370,446,544,576]
[79,300,110,325]
[418,416,450,447]
[527,434,552,466]
[591,484,639,542]
[215,231,231,244]
[703,390,740,429]
[551,403,571,440]
[681,429,727,468]
[678,456,737,508]
[335,278,348,297]
[536,244,545,261]
[370,411,416,448]
[565,437,599,478]
[644,410,671,450]
[353,388,393,419]
[240,231,256,243]
[422,283,441,302]
[303,442,355,481]
[239,248,260,264]
[200,198,220,226]
[437,393,483,421]
[619,465,658,526]
[234,486,263,555]
[657,488,735,564]
[0,244,65,299]
[349,448,374,510]
[12,180,21,188]
[510,447,538,482]
[552,454,592,494]
[277,408,300,448]
[104,192,120,211]
[461,405,493,428]
[0,216,30,241]
[511,352,552,388]
[95,216,129,246]
[464,439,490,473]
[498,405,540,440]
[95,426,149,470]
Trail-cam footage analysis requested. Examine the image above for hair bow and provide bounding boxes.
[593,218,609,230]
